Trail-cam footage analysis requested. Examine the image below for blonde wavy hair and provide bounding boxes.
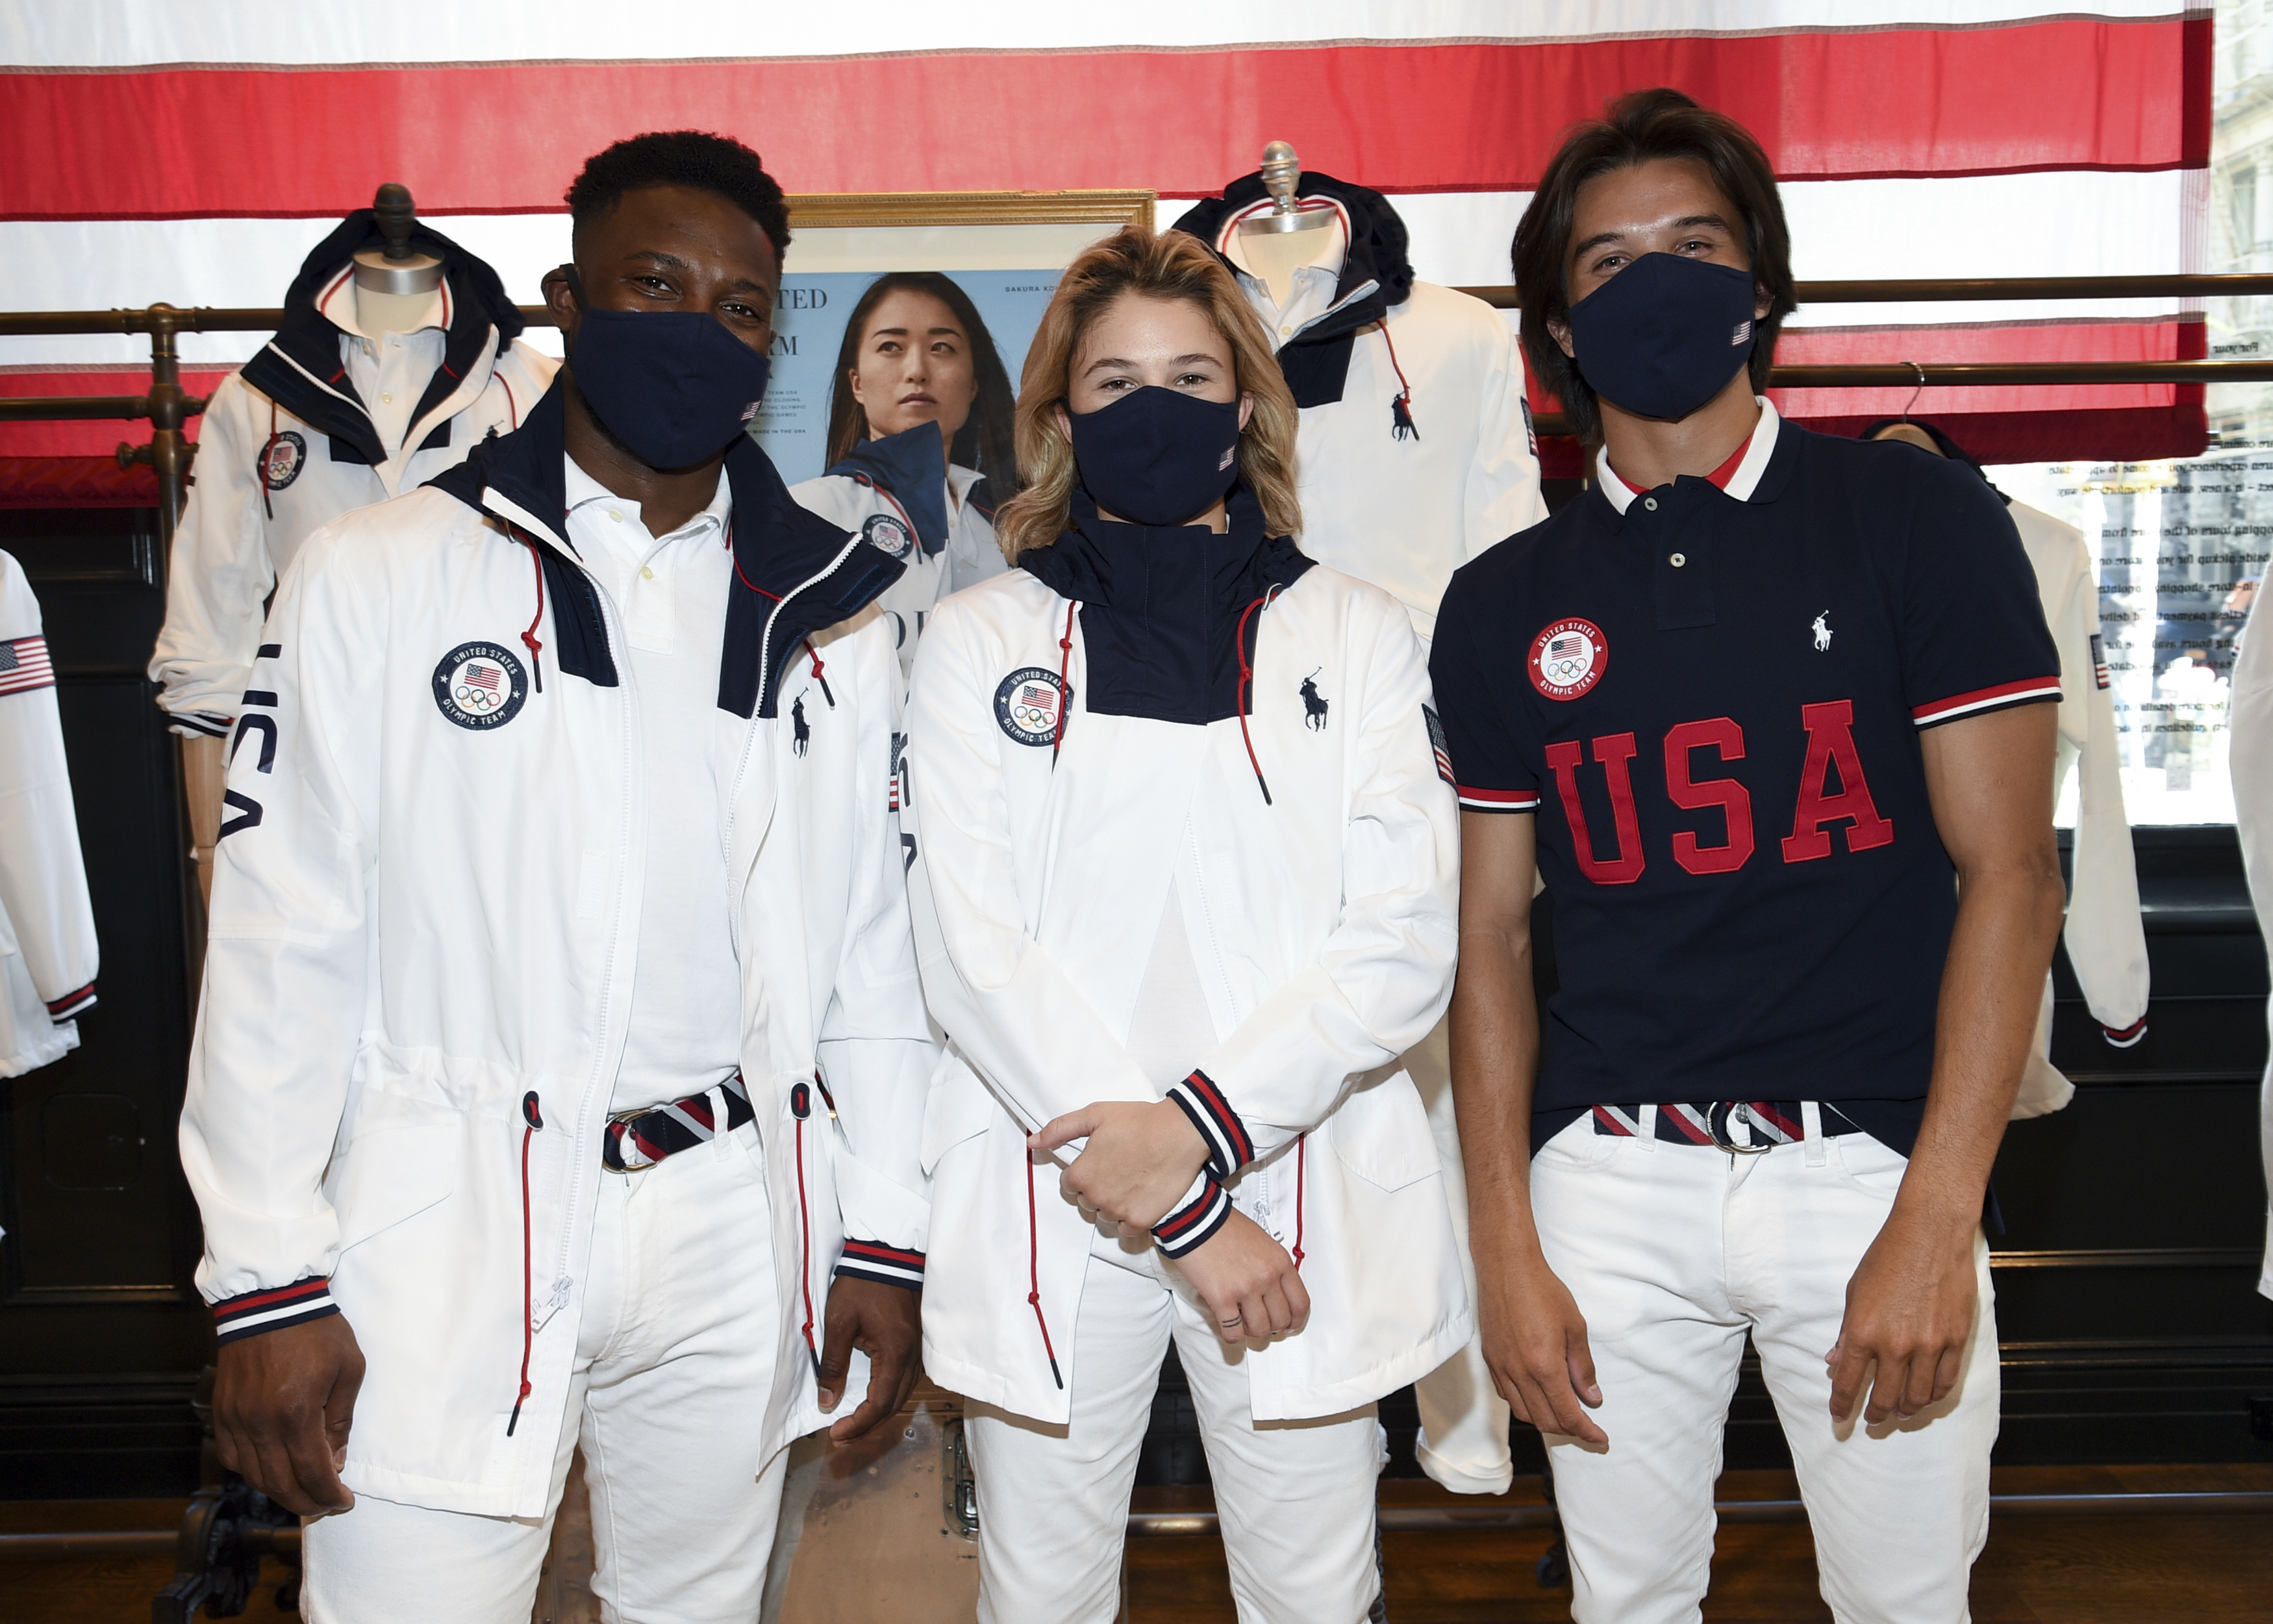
[994,227,1302,562]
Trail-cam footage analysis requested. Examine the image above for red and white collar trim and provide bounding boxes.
[1601,399,1780,516]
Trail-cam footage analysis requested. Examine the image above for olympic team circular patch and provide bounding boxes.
[861,512,915,560]
[1529,618,1607,701]
[432,642,529,731]
[263,431,307,492]
[994,667,1070,747]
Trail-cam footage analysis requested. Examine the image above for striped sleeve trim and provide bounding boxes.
[44,982,96,1019]
[835,1239,925,1291]
[2102,1016,2148,1049]
[213,1277,338,1345]
[1152,1179,1231,1259]
[1455,784,1540,813]
[168,712,234,739]
[0,634,55,696]
[1166,1069,1253,1179]
[1911,677,2063,728]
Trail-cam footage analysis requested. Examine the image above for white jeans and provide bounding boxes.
[964,1232,1386,1624]
[304,1120,787,1624]
[1528,1112,1998,1624]
[1405,1019,1516,1493]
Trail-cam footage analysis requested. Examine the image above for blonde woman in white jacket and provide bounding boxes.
[905,228,1467,1624]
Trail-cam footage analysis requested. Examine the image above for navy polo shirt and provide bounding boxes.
[1430,406,2061,1155]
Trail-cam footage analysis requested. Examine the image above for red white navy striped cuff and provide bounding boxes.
[2102,1016,2148,1048]
[1455,784,1540,814]
[44,982,95,1019]
[1153,1179,1231,1259]
[0,634,55,696]
[835,1239,925,1291]
[1166,1069,1253,1180]
[212,1277,338,1345]
[1911,677,2063,728]
[171,710,234,740]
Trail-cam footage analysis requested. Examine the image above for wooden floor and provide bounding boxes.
[5,1466,2271,1622]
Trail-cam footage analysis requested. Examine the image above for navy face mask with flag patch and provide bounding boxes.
[564,269,772,469]
[1067,386,1243,528]
[1566,252,1759,423]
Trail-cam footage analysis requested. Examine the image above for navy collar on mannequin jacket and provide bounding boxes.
[1018,485,1314,725]
[427,377,905,719]
[1172,173,1416,410]
[823,419,952,554]
[241,210,527,468]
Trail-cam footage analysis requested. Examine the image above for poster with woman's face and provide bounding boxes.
[752,269,1061,486]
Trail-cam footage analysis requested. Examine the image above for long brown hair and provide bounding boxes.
[823,271,1017,482]
[994,228,1300,562]
[1512,88,1796,446]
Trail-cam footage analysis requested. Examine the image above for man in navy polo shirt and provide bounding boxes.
[1431,89,2067,1623]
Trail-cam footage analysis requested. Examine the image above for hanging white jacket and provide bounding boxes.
[178,382,936,1516]
[2011,499,2151,1116]
[905,493,1469,1426]
[2227,582,2273,1301]
[788,422,1007,678]
[0,550,99,1076]
[149,210,556,738]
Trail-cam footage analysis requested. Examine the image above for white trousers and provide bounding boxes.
[964,1234,1385,1624]
[303,1120,787,1624]
[1405,1020,1516,1493]
[1528,1113,1999,1624]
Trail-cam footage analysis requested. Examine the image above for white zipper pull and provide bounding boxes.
[531,1274,573,1333]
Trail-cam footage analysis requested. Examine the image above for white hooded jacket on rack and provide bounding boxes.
[0,550,99,1076]
[904,494,1470,1425]
[177,384,935,1516]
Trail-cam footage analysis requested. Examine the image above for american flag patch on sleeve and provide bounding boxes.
[1423,705,1457,788]
[0,634,55,697]
[2089,632,2110,690]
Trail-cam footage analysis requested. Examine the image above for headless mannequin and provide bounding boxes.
[1225,142,1344,323]
[182,185,445,911]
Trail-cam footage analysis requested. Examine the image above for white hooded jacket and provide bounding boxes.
[178,382,936,1516]
[905,492,1470,1425]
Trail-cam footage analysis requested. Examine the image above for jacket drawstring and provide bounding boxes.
[1025,1151,1064,1389]
[1051,600,1078,763]
[258,398,282,521]
[1381,321,1418,441]
[507,1090,542,1436]
[501,521,546,693]
[804,639,835,707]
[1234,587,1282,805]
[1292,1132,1307,1270]
[792,1081,820,1377]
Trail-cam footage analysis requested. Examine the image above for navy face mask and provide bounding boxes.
[564,272,772,469]
[1566,252,1759,422]
[1068,386,1242,528]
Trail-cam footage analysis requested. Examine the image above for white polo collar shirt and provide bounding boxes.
[317,266,449,454]
[1600,398,1783,515]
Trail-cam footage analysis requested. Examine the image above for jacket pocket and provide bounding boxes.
[921,1051,997,1175]
[332,1110,464,1253]
[1327,1065,1440,1192]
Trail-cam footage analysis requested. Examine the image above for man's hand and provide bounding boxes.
[1032,1099,1211,1235]
[816,1277,922,1442]
[1475,1242,1607,1445]
[1827,1201,1980,1425]
[214,1314,366,1517]
[1169,1210,1311,1346]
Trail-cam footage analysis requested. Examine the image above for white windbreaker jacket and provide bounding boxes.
[179,381,936,1516]
[2011,499,2151,1116]
[149,210,555,738]
[0,550,99,1076]
[905,493,1469,1425]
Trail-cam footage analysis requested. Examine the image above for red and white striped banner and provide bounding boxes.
[0,2,2212,479]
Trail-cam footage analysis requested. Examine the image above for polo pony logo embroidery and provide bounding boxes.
[1300,670,1329,730]
[1813,611,1834,652]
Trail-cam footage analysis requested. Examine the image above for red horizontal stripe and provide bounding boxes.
[844,1241,925,1266]
[0,18,2204,220]
[1912,677,2063,723]
[1456,785,1539,805]
[216,1278,329,1316]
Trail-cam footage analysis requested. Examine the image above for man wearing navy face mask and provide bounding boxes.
[1430,91,2066,1621]
[179,131,935,1622]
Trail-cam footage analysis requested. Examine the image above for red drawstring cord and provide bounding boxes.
[1381,321,1418,441]
[1051,600,1077,762]
[1234,590,1277,805]
[794,1082,820,1377]
[500,522,547,693]
[1292,1133,1307,1270]
[496,369,520,430]
[258,399,281,521]
[507,1091,542,1436]
[804,639,834,707]
[1025,1151,1064,1389]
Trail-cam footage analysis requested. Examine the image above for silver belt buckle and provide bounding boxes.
[1710,1103,1775,1155]
[605,1105,663,1174]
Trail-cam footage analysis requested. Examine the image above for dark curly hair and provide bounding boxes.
[1512,89,1795,445]
[566,131,791,262]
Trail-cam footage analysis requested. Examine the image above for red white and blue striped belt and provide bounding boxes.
[603,1071,753,1173]
[1592,1100,1862,1153]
